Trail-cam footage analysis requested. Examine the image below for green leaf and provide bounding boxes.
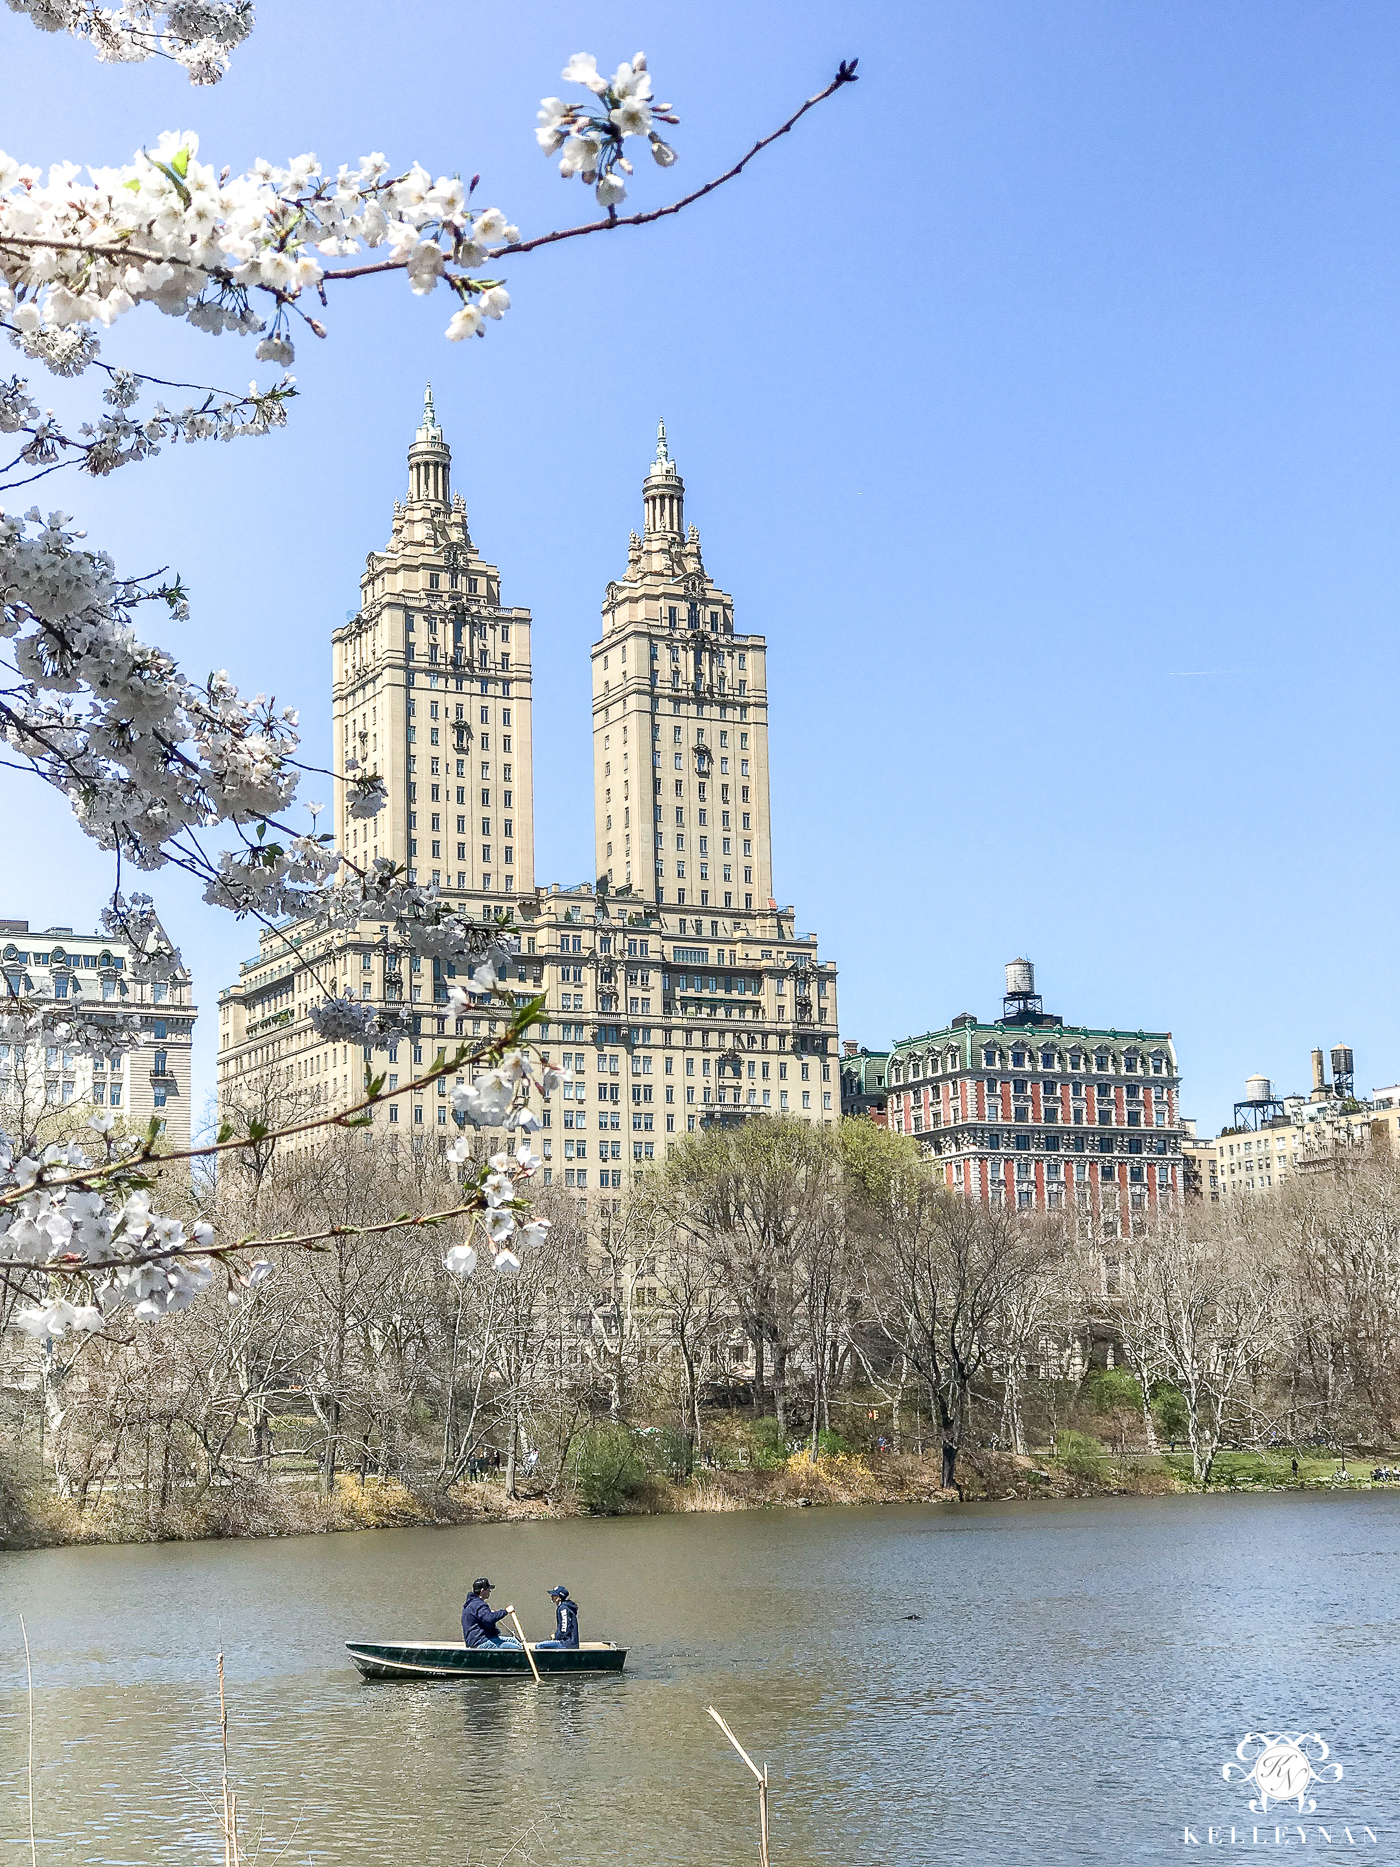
[171,146,191,178]
[147,156,191,208]
[216,1122,234,1143]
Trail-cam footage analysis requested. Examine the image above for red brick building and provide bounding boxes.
[885,960,1181,1229]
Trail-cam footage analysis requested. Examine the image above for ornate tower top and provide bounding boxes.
[643,415,683,536]
[407,382,450,507]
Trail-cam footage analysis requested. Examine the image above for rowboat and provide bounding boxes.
[345,1639,628,1681]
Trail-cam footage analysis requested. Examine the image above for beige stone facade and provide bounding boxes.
[0,915,196,1148]
[217,406,838,1190]
[330,385,535,898]
[1180,1120,1220,1202]
[592,421,772,914]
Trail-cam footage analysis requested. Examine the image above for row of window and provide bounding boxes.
[891,1044,1171,1084]
[914,1108,1171,1132]
[912,1076,1167,1101]
[916,1129,1173,1156]
[1,947,125,971]
[8,1078,177,1110]
[420,573,496,598]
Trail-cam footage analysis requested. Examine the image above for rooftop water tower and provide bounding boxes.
[1331,1045,1356,1101]
[1002,957,1044,1025]
[1234,1073,1285,1132]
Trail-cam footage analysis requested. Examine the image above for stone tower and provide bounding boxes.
[591,419,773,912]
[330,385,536,901]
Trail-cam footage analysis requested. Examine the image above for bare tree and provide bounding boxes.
[634,1185,732,1452]
[862,1154,1059,1490]
[655,1119,836,1439]
[1143,1214,1284,1485]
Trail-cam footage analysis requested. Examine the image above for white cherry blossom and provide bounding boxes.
[443,1242,478,1279]
[6,0,254,84]
[542,49,679,207]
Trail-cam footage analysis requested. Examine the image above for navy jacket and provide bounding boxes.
[462,1595,509,1648]
[553,1596,580,1648]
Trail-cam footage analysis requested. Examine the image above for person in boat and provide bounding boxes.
[461,1577,520,1649]
[535,1583,580,1650]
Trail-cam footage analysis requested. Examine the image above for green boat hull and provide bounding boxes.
[346,1639,628,1681]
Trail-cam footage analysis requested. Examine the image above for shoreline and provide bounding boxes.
[2,1447,1385,1552]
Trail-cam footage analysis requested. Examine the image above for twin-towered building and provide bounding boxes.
[883,960,1182,1226]
[218,396,840,1191]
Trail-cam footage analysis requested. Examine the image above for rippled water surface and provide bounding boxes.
[3,1493,1398,1864]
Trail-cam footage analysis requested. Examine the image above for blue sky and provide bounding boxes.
[6,2,1400,1133]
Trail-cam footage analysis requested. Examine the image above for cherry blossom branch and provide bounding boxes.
[0,989,545,1215]
[8,1195,499,1280]
[5,0,254,86]
[503,59,859,257]
[320,62,858,287]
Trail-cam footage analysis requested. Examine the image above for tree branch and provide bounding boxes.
[322,60,859,283]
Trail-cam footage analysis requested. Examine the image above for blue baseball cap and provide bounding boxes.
[548,1584,569,1599]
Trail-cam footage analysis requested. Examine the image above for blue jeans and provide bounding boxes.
[475,1635,521,1650]
[533,1640,577,1649]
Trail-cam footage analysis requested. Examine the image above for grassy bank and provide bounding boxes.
[2,1444,1386,1551]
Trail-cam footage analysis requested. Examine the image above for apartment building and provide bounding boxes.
[0,915,196,1148]
[218,405,839,1192]
[885,959,1181,1226]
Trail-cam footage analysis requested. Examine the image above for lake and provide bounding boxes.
[2,1493,1396,1864]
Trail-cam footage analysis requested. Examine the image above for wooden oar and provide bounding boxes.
[510,1609,542,1686]
[707,1706,770,1867]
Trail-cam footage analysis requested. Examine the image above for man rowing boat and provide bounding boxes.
[461,1577,521,1650]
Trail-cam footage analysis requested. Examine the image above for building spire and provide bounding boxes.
[408,382,451,505]
[643,415,683,536]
